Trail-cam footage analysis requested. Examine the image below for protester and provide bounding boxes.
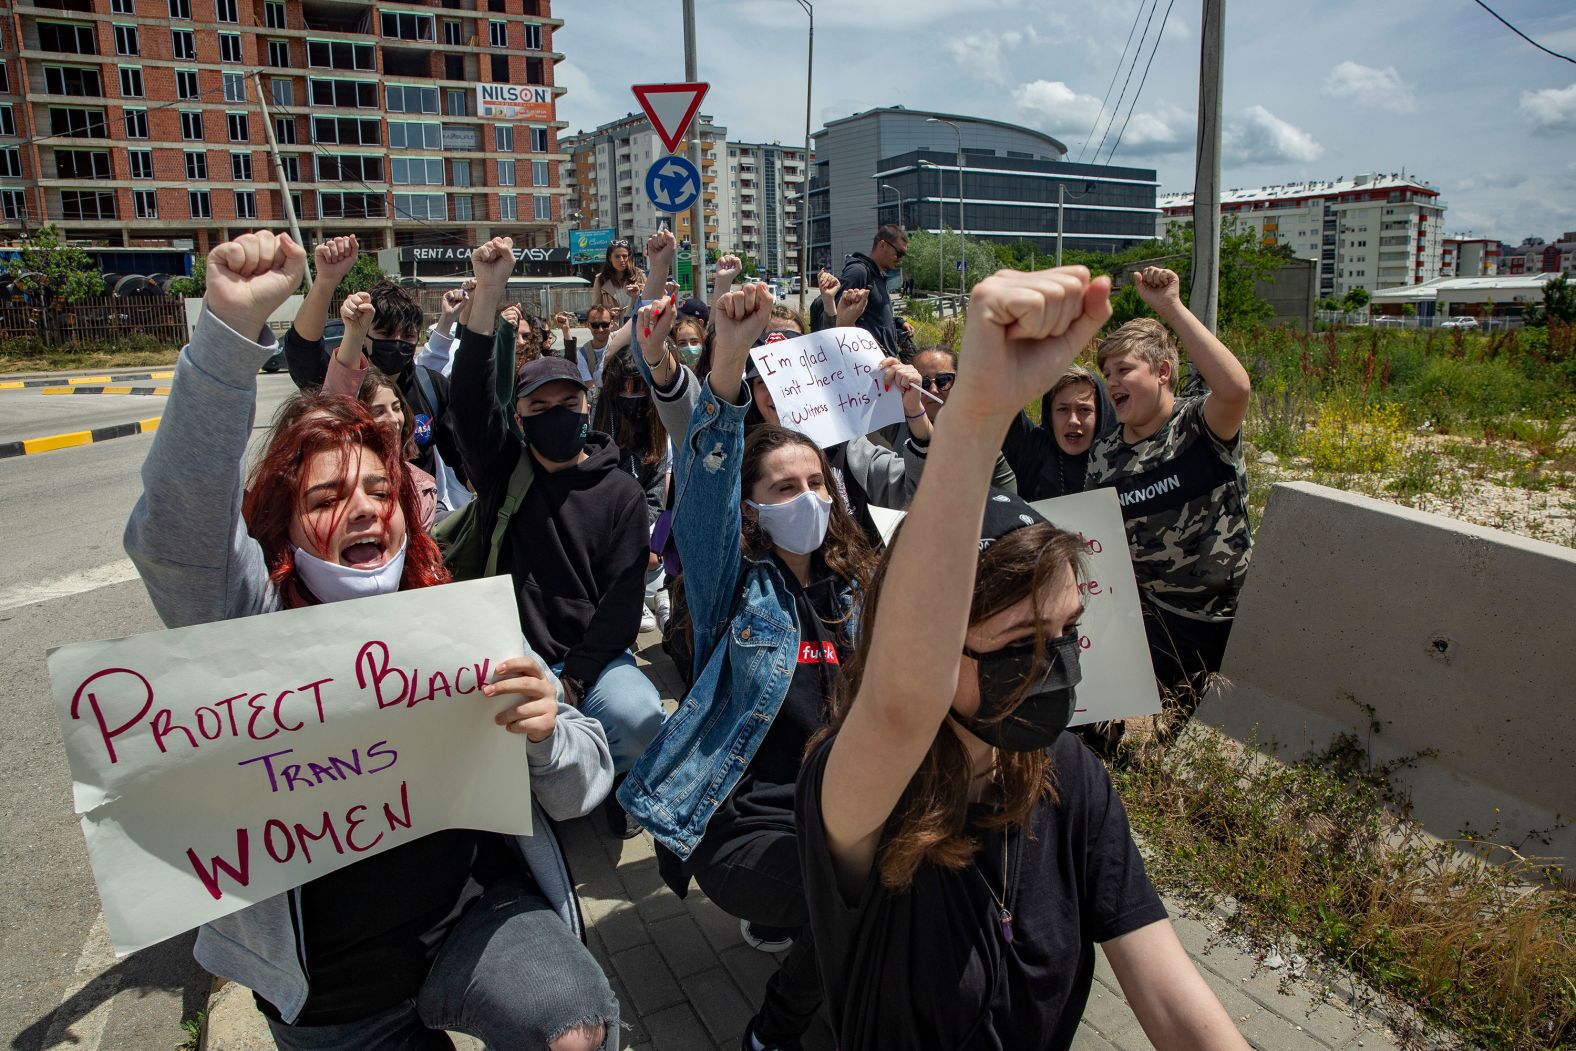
[837,224,909,360]
[1087,267,1253,704]
[500,303,544,371]
[796,266,1250,1051]
[671,315,707,370]
[123,230,619,1051]
[1002,363,1117,501]
[619,281,895,1051]
[565,304,616,390]
[899,347,1017,492]
[590,237,644,320]
[449,236,666,836]
[808,269,840,333]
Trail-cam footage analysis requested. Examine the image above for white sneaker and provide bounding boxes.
[639,608,657,634]
[654,592,672,635]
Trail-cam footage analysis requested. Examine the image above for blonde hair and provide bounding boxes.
[1047,363,1099,403]
[1096,318,1177,387]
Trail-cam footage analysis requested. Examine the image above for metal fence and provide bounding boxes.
[1315,310,1525,333]
[0,295,188,346]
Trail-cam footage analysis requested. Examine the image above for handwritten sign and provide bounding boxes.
[49,577,537,956]
[868,487,1160,726]
[749,327,904,448]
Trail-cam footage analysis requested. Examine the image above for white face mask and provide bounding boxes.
[291,536,408,603]
[746,489,833,555]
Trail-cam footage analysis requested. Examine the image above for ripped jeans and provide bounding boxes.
[265,878,620,1050]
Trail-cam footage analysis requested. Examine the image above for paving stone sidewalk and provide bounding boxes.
[204,633,1411,1051]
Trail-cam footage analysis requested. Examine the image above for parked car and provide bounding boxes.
[261,318,343,374]
[1371,316,1409,328]
[1439,316,1479,330]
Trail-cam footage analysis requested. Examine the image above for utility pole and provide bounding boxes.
[1190,0,1224,333]
[253,71,311,289]
[682,0,707,298]
[794,0,813,318]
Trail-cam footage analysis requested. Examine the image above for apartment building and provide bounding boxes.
[1497,234,1576,276]
[723,141,805,278]
[1441,235,1499,277]
[1159,172,1446,297]
[0,0,568,255]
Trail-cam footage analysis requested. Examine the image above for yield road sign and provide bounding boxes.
[631,83,710,154]
[645,154,701,213]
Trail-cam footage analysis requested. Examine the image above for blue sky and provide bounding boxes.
[555,0,1576,245]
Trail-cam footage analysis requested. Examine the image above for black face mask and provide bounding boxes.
[521,404,589,462]
[616,394,649,420]
[954,631,1082,752]
[367,338,416,375]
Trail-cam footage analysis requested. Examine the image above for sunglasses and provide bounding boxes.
[883,240,907,259]
[920,372,956,392]
[589,321,612,330]
[610,239,631,249]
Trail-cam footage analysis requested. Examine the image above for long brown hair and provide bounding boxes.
[739,425,877,594]
[813,521,1086,889]
[593,348,668,469]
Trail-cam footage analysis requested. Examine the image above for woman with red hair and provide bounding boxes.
[123,231,621,1051]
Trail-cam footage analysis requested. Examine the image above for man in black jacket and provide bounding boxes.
[449,237,665,792]
[836,224,908,360]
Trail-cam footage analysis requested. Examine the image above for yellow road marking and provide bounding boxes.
[66,375,113,385]
[23,430,93,454]
[139,416,161,432]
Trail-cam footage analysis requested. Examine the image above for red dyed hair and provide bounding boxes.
[243,391,450,607]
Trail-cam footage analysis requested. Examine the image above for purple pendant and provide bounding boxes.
[998,908,1015,944]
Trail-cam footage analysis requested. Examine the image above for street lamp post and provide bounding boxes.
[1055,181,1097,268]
[927,116,963,298]
[794,0,813,317]
[879,183,903,231]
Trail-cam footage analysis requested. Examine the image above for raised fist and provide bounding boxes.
[836,287,870,327]
[1135,266,1182,311]
[205,230,308,339]
[712,282,774,353]
[340,290,375,330]
[313,235,359,288]
[715,253,743,283]
[817,269,840,298]
[471,236,517,289]
[645,228,676,270]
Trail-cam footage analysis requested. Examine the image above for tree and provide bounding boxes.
[902,229,999,293]
[2,224,105,343]
[1342,286,1370,312]
[165,254,206,298]
[1527,273,1576,326]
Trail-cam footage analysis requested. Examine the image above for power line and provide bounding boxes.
[1469,0,1576,64]
[1077,0,1148,163]
[1090,0,1159,166]
[1105,0,1177,164]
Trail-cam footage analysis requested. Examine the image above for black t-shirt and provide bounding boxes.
[258,829,519,1025]
[795,732,1167,1051]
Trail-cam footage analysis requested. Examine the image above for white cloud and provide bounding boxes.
[944,28,1039,84]
[1012,80,1191,157]
[1322,61,1416,113]
[1520,83,1576,133]
[1222,105,1323,165]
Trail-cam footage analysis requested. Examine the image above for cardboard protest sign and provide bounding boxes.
[868,487,1160,725]
[49,576,537,956]
[748,327,904,448]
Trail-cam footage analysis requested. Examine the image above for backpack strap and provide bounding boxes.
[484,448,536,578]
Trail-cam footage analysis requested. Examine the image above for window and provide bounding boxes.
[270,78,292,106]
[443,19,462,44]
[393,192,445,220]
[308,40,375,71]
[390,156,443,184]
[498,194,516,220]
[215,0,237,21]
[118,66,143,97]
[491,54,509,82]
[40,22,97,55]
[189,189,211,218]
[451,159,470,186]
[310,78,377,108]
[265,0,285,28]
[219,32,242,62]
[489,20,507,47]
[445,88,468,116]
[49,107,107,139]
[0,148,21,178]
[379,11,434,40]
[531,160,549,186]
[0,190,27,220]
[0,64,8,95]
[495,124,514,151]
[45,66,102,96]
[111,0,135,14]
[223,71,245,102]
[227,112,249,141]
[235,189,257,218]
[441,123,479,149]
[268,40,290,67]
[123,107,148,138]
[172,29,196,60]
[524,23,541,49]
[445,54,464,80]
[530,127,548,152]
[180,110,203,139]
[497,158,515,186]
[386,84,438,114]
[533,194,550,220]
[274,116,296,144]
[526,57,542,83]
[114,24,139,56]
[387,120,439,149]
[0,106,14,137]
[128,148,153,178]
[313,115,380,146]
[316,154,384,181]
[319,191,386,219]
[184,149,207,179]
[62,189,116,220]
[134,188,157,218]
[452,194,472,221]
[167,0,189,17]
[281,155,300,182]
[231,151,252,180]
[176,69,199,99]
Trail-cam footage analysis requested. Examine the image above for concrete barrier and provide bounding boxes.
[1199,481,1576,868]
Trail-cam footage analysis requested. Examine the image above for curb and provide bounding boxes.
[0,416,161,459]
[0,371,172,390]
[41,385,171,396]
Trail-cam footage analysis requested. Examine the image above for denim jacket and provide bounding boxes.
[617,382,860,860]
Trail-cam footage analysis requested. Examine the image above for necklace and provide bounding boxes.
[973,830,1015,944]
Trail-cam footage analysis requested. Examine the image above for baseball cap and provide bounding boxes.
[979,489,1049,550]
[513,355,587,401]
[677,296,710,325]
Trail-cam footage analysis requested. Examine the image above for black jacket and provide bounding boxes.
[836,253,902,359]
[1001,375,1118,502]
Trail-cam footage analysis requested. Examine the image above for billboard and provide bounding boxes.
[477,84,555,122]
[570,228,617,265]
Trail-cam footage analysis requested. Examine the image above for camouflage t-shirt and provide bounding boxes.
[1085,395,1251,622]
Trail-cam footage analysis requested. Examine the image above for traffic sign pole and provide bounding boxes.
[681,0,707,299]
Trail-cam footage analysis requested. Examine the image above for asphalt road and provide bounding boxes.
[0,374,296,1050]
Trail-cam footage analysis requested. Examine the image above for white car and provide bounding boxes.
[1439,316,1479,330]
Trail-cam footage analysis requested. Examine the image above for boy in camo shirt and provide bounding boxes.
[1087,266,1254,705]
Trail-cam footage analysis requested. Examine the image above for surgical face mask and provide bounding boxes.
[954,631,1082,752]
[367,338,416,375]
[746,489,832,555]
[675,340,705,366]
[292,536,407,603]
[522,404,589,462]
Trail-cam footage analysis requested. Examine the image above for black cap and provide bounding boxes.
[980,489,1048,550]
[677,296,710,325]
[513,355,587,401]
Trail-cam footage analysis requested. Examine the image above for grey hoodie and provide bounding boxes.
[123,306,615,1023]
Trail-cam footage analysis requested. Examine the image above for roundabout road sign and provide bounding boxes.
[645,154,701,214]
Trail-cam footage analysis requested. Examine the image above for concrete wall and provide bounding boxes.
[1199,482,1576,868]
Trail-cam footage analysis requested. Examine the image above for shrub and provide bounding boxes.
[1302,401,1408,474]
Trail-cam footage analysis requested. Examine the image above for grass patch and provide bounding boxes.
[1114,723,1576,1050]
[177,1011,204,1051]
[0,334,181,374]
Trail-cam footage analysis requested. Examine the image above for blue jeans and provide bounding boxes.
[553,653,666,775]
[264,879,619,1050]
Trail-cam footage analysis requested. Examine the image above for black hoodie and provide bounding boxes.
[1002,374,1119,502]
[836,252,903,359]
